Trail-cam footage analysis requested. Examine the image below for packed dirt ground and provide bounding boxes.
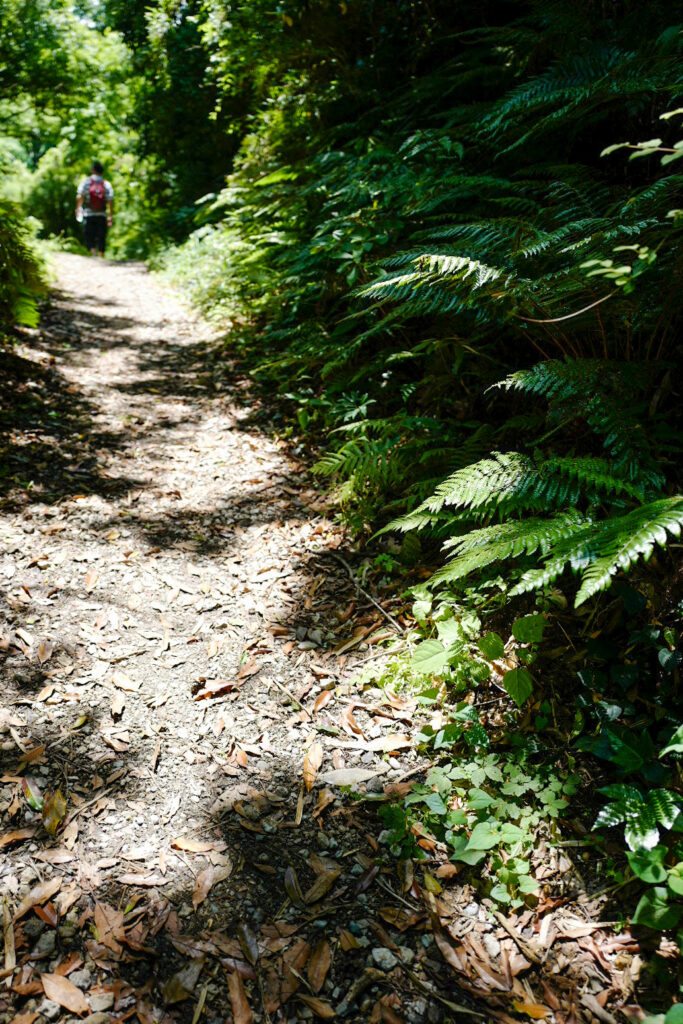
[0,256,655,1024]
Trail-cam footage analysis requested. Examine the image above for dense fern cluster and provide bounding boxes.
[160,0,683,603]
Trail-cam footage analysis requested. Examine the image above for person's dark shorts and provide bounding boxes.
[84,215,107,253]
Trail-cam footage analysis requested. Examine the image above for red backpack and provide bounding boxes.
[88,177,106,212]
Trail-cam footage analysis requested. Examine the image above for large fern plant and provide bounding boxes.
[386,359,682,606]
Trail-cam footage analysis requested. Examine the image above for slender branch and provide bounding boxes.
[513,290,617,325]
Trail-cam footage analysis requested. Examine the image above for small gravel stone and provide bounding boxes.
[89,991,115,1012]
[70,969,93,990]
[37,999,61,1021]
[398,945,415,964]
[464,903,479,918]
[483,934,501,959]
[23,918,45,939]
[371,947,398,971]
[32,930,56,957]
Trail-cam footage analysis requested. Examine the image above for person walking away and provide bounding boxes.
[75,160,114,257]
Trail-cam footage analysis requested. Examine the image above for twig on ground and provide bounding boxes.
[493,910,543,965]
[324,552,406,636]
[268,677,304,710]
[401,966,487,1018]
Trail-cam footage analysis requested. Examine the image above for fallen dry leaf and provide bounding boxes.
[227,969,252,1024]
[3,900,15,978]
[237,922,260,966]
[340,704,364,737]
[512,1002,551,1020]
[110,692,126,718]
[171,838,217,853]
[339,929,360,951]
[111,671,140,692]
[284,866,306,909]
[34,902,58,928]
[192,867,215,910]
[318,768,381,787]
[94,902,124,953]
[0,828,35,850]
[308,939,331,993]
[365,734,411,752]
[313,690,332,713]
[14,877,62,920]
[41,974,89,1015]
[42,790,67,835]
[118,873,169,886]
[303,741,323,792]
[298,993,336,1019]
[37,640,54,664]
[304,869,341,905]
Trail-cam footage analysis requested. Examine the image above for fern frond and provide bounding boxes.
[430,512,587,585]
[512,496,683,605]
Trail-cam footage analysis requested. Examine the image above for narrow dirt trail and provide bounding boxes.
[1,255,453,1024]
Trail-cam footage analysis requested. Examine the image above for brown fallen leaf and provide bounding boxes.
[34,902,58,928]
[0,827,35,850]
[435,863,459,880]
[13,1013,40,1024]
[313,690,333,713]
[194,679,242,701]
[94,902,124,953]
[512,1002,551,1020]
[280,939,311,1005]
[54,885,81,916]
[111,671,140,692]
[111,692,125,718]
[85,570,98,592]
[193,867,215,910]
[308,939,331,994]
[339,929,360,951]
[378,907,424,932]
[118,873,169,886]
[365,734,411,752]
[298,993,336,1019]
[304,869,341,905]
[303,741,323,792]
[284,866,306,909]
[227,969,252,1024]
[433,930,467,973]
[14,877,62,920]
[236,922,260,966]
[353,863,379,896]
[340,704,364,738]
[37,640,54,664]
[42,790,67,835]
[41,973,89,1015]
[171,838,217,853]
[162,957,206,1004]
[3,900,15,979]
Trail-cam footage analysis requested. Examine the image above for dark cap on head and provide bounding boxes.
[91,160,104,175]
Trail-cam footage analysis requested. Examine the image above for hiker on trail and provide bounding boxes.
[75,160,114,257]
